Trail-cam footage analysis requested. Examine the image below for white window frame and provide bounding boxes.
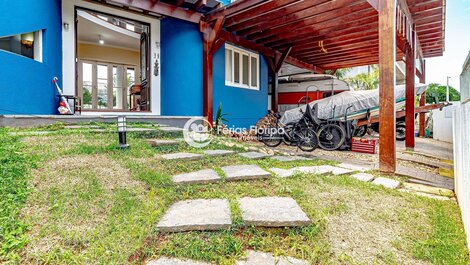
[225,44,260,90]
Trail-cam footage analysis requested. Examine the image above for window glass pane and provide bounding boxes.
[113,66,125,109]
[242,54,249,86]
[97,65,108,109]
[0,31,38,60]
[225,49,232,82]
[127,68,135,110]
[234,51,240,84]
[251,56,258,88]
[82,63,93,109]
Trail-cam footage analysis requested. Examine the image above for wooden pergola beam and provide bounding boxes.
[378,0,397,173]
[205,0,266,22]
[104,0,202,23]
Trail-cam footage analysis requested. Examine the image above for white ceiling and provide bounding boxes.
[77,12,140,51]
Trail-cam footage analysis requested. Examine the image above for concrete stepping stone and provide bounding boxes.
[148,257,212,265]
[172,169,221,184]
[239,152,271,160]
[323,165,354,175]
[350,173,375,182]
[372,177,400,189]
[337,163,372,172]
[238,197,310,227]
[222,164,271,181]
[64,125,101,129]
[126,127,158,132]
[156,199,231,232]
[399,189,451,201]
[402,182,453,197]
[161,152,203,161]
[270,155,310,162]
[203,149,236,157]
[236,251,308,265]
[160,127,184,132]
[148,139,180,147]
[269,168,294,178]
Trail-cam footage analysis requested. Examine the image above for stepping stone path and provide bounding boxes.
[238,197,310,227]
[172,169,221,184]
[203,149,236,157]
[337,162,372,172]
[270,155,310,162]
[239,152,271,160]
[148,139,180,147]
[156,199,231,232]
[148,257,211,265]
[222,164,271,181]
[236,251,308,265]
[161,152,203,161]
[351,173,375,182]
[270,165,353,178]
[372,177,400,189]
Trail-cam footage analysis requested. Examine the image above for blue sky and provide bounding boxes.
[425,0,470,90]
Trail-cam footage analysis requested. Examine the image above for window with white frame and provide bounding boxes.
[225,44,259,90]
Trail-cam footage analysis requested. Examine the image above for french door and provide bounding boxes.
[78,60,136,111]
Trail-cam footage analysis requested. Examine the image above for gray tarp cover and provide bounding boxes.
[280,84,428,124]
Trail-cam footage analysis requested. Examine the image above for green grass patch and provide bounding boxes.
[0,129,33,263]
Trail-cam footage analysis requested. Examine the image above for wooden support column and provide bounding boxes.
[268,47,292,112]
[419,60,426,137]
[405,25,416,149]
[203,34,214,124]
[378,0,397,173]
[201,18,225,124]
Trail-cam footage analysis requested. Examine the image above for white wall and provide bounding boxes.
[453,101,470,250]
[62,0,161,115]
[433,102,460,143]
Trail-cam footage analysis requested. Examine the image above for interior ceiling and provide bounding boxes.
[77,15,140,51]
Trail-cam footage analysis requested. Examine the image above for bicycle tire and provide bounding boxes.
[317,123,346,151]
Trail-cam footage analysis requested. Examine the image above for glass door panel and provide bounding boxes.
[81,62,93,109]
[97,64,108,109]
[113,66,125,109]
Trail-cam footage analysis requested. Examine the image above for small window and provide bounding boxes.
[0,30,42,62]
[225,44,259,90]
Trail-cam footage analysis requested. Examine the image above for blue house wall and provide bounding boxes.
[0,0,62,115]
[161,17,204,117]
[213,46,268,129]
[161,18,268,128]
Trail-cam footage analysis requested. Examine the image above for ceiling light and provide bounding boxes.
[98,35,104,45]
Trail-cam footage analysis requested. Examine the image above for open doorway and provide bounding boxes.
[75,8,150,111]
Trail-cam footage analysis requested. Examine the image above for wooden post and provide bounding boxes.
[203,34,214,124]
[405,25,416,149]
[272,72,279,112]
[378,0,397,173]
[419,60,426,137]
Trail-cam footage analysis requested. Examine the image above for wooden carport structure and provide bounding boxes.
[98,0,446,173]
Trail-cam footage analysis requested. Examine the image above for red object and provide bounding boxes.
[351,137,378,154]
[59,101,66,107]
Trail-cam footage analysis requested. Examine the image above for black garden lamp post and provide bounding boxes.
[117,116,129,149]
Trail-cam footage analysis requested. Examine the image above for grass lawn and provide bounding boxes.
[0,123,468,264]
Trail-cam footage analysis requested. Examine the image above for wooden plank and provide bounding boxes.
[419,61,426,137]
[105,0,202,23]
[203,33,214,124]
[405,25,416,149]
[378,0,397,173]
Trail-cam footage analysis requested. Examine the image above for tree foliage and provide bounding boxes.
[346,66,380,90]
[425,83,461,104]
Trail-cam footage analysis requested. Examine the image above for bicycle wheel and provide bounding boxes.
[298,128,319,152]
[317,123,346,151]
[258,127,283,147]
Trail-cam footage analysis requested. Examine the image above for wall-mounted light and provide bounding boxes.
[63,23,70,31]
[99,35,104,45]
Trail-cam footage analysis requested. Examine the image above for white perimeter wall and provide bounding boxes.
[62,0,161,115]
[433,102,460,143]
[455,53,470,250]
